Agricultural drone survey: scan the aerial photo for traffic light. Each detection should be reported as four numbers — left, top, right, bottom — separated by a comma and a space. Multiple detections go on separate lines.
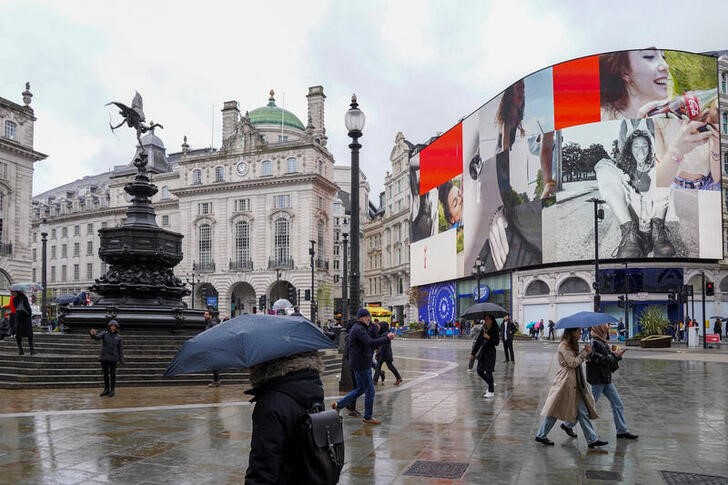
706, 281, 715, 296
258, 295, 267, 310
287, 286, 297, 305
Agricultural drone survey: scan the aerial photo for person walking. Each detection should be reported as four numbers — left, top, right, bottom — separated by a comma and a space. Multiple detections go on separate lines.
244, 351, 328, 484
471, 314, 500, 399
89, 319, 124, 397
562, 324, 638, 440
501, 314, 516, 363
534, 328, 607, 448
2, 290, 17, 337
547, 319, 555, 340
373, 320, 403, 386
714, 318, 723, 342
467, 320, 483, 372
203, 310, 222, 387
332, 308, 394, 425
13, 290, 35, 355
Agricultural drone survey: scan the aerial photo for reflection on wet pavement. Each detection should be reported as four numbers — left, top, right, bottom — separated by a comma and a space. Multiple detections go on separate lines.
1, 340, 726, 484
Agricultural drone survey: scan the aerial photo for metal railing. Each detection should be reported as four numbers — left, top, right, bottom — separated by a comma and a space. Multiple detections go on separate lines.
268, 256, 294, 270
193, 261, 216, 272
229, 259, 254, 271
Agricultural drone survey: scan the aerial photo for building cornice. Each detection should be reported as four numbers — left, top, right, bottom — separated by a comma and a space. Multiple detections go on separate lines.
176, 141, 332, 165
0, 138, 47, 161
172, 173, 339, 197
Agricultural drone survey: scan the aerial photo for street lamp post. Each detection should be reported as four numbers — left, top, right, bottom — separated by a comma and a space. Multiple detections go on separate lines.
471, 257, 487, 302
587, 198, 605, 312
39, 218, 49, 328
185, 271, 199, 309
341, 228, 349, 325
309, 240, 316, 322
345, 94, 365, 318
701, 271, 707, 349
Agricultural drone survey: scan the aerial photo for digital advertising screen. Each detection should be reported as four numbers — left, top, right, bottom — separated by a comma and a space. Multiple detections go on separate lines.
410, 48, 721, 287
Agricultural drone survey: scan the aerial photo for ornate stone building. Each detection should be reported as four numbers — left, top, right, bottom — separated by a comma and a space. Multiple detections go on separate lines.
0, 83, 47, 294
32, 87, 350, 321
363, 132, 416, 323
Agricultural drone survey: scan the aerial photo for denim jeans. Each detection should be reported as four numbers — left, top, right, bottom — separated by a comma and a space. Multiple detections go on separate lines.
336, 368, 375, 419
537, 395, 598, 444
565, 382, 628, 434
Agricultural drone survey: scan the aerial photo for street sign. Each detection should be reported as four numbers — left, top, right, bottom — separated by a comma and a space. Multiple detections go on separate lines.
636, 292, 649, 300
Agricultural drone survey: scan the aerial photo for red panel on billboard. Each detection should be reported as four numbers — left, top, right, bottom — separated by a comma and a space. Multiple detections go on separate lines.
553, 56, 601, 130
419, 123, 463, 195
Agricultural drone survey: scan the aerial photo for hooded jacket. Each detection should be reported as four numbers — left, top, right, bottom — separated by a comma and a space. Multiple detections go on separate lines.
244, 352, 325, 485
347, 320, 391, 370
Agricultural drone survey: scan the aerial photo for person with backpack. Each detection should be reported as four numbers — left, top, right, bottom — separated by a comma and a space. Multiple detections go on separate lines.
245, 350, 342, 484
471, 314, 500, 399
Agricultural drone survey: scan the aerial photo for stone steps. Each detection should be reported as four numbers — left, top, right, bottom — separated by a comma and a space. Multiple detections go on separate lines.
0, 333, 342, 389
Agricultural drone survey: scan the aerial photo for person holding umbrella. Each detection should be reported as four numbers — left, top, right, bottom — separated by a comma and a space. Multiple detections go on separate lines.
535, 327, 607, 448
471, 314, 500, 399
13, 290, 34, 355
332, 308, 394, 425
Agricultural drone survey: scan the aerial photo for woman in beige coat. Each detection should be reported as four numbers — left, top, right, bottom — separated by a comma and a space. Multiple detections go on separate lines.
535, 327, 608, 448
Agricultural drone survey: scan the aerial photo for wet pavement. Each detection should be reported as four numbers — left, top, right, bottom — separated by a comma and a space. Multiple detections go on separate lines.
1, 340, 727, 484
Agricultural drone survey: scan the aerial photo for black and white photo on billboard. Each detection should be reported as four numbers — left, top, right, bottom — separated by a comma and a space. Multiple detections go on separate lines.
409, 152, 438, 243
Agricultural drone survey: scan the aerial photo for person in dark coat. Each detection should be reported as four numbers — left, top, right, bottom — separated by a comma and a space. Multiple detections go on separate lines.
714, 319, 723, 341
501, 314, 517, 363
244, 351, 325, 484
89, 319, 124, 397
562, 324, 638, 440
203, 310, 222, 387
333, 308, 394, 424
373, 321, 403, 386
471, 314, 500, 399
13, 290, 35, 355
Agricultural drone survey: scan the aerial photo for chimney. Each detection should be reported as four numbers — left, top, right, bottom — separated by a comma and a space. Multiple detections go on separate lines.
221, 100, 240, 147
306, 86, 327, 146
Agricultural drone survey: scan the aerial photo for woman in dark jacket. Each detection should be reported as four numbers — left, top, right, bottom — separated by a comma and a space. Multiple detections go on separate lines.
373, 321, 403, 386
89, 319, 124, 397
471, 314, 500, 399
562, 323, 637, 440
244, 351, 326, 484
13, 290, 35, 355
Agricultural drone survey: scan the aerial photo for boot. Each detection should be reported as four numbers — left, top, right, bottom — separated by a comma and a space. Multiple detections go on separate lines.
639, 230, 653, 255
17, 346, 24, 355
615, 221, 643, 258
651, 218, 676, 257
108, 388, 115, 397
100, 388, 109, 397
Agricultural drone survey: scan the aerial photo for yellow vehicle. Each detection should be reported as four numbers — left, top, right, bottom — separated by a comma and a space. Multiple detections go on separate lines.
365, 306, 392, 326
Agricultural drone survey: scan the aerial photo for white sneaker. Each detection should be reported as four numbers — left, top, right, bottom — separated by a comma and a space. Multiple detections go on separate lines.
483, 391, 494, 399
466, 369, 473, 373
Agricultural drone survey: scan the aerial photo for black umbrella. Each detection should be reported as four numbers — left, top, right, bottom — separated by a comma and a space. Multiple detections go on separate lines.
460, 302, 508, 319
164, 313, 335, 376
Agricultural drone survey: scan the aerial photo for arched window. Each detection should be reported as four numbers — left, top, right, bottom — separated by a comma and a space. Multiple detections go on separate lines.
198, 224, 213, 269
214, 166, 225, 182
525, 280, 549, 296
192, 169, 202, 185
287, 157, 297, 173
317, 220, 324, 263
558, 277, 590, 295
161, 186, 170, 199
234, 221, 250, 266
4, 121, 16, 140
317, 160, 324, 175
274, 217, 290, 262
261, 160, 272, 176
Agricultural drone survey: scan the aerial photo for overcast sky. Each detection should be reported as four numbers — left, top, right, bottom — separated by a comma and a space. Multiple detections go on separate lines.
2, 0, 727, 199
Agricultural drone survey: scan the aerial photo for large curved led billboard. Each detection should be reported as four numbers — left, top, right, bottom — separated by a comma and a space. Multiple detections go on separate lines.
410, 49, 721, 287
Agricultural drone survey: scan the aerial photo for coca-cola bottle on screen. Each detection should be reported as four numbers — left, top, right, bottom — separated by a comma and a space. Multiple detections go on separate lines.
646, 89, 717, 120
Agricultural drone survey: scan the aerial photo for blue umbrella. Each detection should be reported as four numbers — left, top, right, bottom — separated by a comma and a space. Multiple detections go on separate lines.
555, 311, 619, 330
55, 294, 76, 305
10, 282, 43, 292
164, 313, 336, 376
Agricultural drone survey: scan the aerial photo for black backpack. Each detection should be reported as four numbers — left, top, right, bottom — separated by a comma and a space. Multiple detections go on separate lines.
276, 391, 345, 485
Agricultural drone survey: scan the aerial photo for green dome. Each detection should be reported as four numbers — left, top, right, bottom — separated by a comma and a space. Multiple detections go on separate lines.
248, 90, 305, 131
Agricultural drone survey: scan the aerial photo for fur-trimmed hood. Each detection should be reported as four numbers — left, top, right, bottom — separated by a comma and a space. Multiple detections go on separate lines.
249, 351, 323, 387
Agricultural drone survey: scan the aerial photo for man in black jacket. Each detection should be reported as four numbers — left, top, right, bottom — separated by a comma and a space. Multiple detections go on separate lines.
332, 308, 394, 424
244, 351, 326, 484
501, 314, 517, 363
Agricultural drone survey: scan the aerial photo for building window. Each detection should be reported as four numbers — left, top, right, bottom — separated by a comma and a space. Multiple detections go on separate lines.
214, 166, 225, 182
333, 244, 340, 256
286, 157, 297, 173
278, 135, 288, 142
4, 121, 17, 140
199, 224, 213, 267
318, 196, 323, 209
161, 186, 170, 199
32, 248, 37, 262
101, 221, 107, 228
234, 221, 250, 265
318, 160, 324, 175
73, 264, 79, 281
722, 72, 727, 94
51, 245, 56, 259
73, 242, 80, 257
333, 259, 340, 270
198, 202, 212, 215
61, 244, 67, 258
62, 227, 68, 238
525, 280, 550, 296
273, 217, 290, 262
261, 160, 272, 176
0, 161, 6, 179
235, 198, 251, 212
86, 263, 93, 280
558, 277, 590, 295
317, 220, 325, 261
192, 169, 202, 185
51, 266, 56, 283
51, 228, 56, 239
32, 268, 36, 281
723, 111, 728, 135
74, 225, 80, 236
87, 223, 93, 235
61, 265, 67, 282
161, 215, 169, 226
274, 194, 291, 209
86, 241, 93, 256
724, 152, 728, 176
